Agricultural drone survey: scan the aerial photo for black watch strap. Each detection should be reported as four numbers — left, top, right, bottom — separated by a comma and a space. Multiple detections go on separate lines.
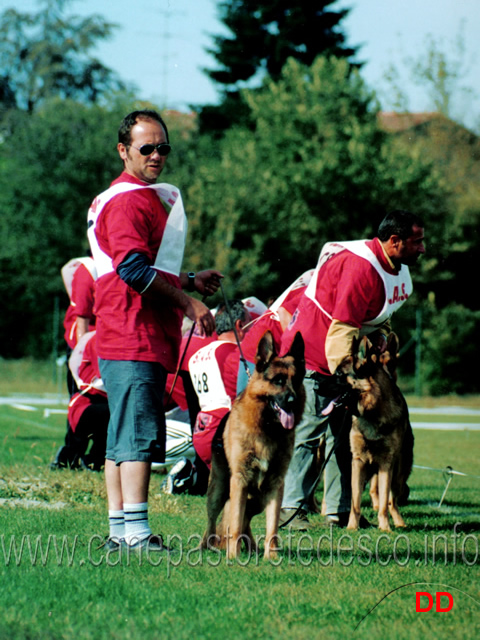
187, 272, 196, 292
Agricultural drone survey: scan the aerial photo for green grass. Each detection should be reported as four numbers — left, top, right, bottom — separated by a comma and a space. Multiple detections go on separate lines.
1, 361, 479, 639
0, 357, 61, 395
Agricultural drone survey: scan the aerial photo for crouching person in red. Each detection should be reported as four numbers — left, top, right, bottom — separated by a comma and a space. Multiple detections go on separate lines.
67, 331, 108, 471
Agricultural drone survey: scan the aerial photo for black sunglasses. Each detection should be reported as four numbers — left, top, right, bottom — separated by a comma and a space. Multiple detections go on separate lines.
130, 143, 172, 157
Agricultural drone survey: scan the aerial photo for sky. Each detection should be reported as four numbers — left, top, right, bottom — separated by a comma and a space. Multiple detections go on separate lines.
10, 0, 480, 129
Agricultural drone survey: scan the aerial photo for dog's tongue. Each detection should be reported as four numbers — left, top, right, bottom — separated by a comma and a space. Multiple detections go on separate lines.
274, 404, 295, 430
321, 395, 342, 416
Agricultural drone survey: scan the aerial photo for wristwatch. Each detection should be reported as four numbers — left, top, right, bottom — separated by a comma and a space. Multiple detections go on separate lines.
187, 272, 196, 292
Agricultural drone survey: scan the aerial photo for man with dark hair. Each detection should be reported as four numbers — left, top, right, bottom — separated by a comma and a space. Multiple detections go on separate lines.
377, 209, 424, 246
87, 109, 222, 552
213, 300, 248, 335
279, 210, 425, 529
117, 109, 170, 148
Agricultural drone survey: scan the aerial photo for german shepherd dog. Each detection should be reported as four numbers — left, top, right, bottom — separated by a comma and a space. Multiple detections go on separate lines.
339, 333, 413, 531
201, 331, 305, 559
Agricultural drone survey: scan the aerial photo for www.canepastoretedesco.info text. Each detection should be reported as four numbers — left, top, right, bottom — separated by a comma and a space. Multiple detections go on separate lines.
1, 524, 478, 569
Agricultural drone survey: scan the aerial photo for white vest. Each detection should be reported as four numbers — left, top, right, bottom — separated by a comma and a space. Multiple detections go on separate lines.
61, 257, 97, 300
68, 330, 105, 396
87, 182, 187, 277
306, 240, 413, 334
269, 268, 315, 313
188, 341, 233, 412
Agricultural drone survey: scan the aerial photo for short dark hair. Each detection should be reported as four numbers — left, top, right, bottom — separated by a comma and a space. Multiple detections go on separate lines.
377, 210, 424, 241
118, 109, 169, 146
215, 300, 248, 335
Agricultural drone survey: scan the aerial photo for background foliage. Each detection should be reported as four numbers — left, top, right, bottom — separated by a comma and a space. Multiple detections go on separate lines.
0, 0, 124, 114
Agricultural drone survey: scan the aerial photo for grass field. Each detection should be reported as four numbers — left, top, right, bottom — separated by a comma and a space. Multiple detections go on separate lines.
0, 359, 479, 639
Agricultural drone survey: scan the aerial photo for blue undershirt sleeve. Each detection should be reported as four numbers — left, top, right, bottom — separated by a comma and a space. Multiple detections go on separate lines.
117, 252, 157, 294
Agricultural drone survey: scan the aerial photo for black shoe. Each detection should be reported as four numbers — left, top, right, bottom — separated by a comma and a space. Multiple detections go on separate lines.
279, 508, 310, 531
80, 456, 103, 472
50, 446, 81, 470
125, 534, 174, 554
161, 458, 196, 495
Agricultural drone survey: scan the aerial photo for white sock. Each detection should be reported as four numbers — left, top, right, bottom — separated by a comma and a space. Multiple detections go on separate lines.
108, 509, 125, 540
123, 502, 151, 545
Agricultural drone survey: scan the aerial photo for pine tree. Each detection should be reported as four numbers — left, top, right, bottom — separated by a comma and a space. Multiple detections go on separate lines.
206, 0, 358, 86
197, 0, 359, 133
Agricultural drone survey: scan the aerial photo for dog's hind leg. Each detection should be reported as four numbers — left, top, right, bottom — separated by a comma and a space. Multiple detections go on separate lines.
243, 498, 264, 556
226, 472, 248, 559
242, 517, 259, 557
369, 473, 379, 511
388, 493, 406, 528
263, 487, 283, 560
347, 458, 369, 530
376, 466, 393, 531
201, 458, 230, 550
389, 465, 406, 528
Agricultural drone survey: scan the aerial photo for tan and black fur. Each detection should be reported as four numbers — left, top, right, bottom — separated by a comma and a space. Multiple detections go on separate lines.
201, 331, 305, 559
340, 333, 413, 531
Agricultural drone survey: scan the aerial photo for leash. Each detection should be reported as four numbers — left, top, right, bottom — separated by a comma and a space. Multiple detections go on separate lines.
165, 294, 208, 406
219, 279, 252, 381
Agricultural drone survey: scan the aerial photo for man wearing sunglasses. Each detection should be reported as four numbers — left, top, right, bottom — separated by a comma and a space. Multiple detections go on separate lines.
87, 109, 222, 553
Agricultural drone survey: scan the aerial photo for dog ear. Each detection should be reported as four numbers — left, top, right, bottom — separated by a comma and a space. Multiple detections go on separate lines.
381, 332, 400, 378
287, 331, 304, 359
386, 332, 400, 357
287, 331, 305, 379
255, 330, 276, 371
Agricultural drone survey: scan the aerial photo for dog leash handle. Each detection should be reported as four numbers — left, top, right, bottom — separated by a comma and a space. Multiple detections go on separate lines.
165, 294, 208, 406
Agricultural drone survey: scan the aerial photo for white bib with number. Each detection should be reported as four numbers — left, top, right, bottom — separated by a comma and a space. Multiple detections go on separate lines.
188, 341, 232, 412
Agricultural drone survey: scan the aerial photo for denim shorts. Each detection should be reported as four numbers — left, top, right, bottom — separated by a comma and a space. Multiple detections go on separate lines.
99, 359, 167, 464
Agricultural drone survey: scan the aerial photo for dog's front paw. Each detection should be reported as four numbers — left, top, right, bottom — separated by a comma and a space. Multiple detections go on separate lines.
392, 518, 406, 528
378, 519, 392, 532
264, 549, 279, 561
201, 532, 221, 550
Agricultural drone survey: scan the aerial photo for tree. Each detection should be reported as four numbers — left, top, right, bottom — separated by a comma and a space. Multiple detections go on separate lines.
377, 110, 480, 315
422, 303, 480, 395
184, 57, 448, 318
197, 0, 359, 134
206, 0, 358, 86
0, 97, 133, 358
0, 0, 125, 114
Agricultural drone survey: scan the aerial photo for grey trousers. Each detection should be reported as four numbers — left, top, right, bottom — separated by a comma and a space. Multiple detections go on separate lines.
282, 372, 352, 515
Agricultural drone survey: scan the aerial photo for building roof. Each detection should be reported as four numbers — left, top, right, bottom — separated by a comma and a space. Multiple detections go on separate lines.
377, 111, 441, 133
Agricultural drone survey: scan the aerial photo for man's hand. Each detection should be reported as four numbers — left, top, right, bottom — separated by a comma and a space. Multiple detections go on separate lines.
194, 270, 223, 297
185, 297, 216, 336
